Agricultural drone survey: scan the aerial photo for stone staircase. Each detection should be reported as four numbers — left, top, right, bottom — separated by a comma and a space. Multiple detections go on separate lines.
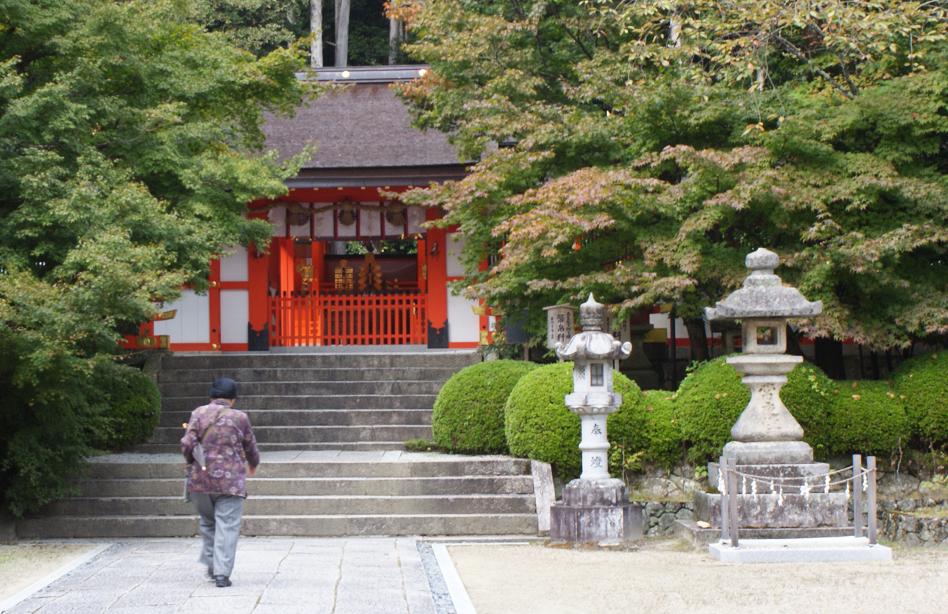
17, 350, 548, 538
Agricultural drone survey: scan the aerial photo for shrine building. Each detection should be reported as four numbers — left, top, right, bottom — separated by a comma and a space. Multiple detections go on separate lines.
134, 66, 487, 352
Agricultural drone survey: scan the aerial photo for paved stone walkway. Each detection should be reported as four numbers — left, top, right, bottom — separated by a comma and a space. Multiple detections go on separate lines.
7, 538, 437, 614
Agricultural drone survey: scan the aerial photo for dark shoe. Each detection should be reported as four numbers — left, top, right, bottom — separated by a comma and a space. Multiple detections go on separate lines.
214, 575, 231, 588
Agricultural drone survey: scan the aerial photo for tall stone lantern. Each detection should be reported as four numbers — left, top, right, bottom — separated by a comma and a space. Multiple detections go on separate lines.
704, 248, 822, 465
549, 294, 642, 544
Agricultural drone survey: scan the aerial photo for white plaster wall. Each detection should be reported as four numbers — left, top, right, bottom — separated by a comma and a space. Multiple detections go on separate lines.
219, 247, 248, 282
407, 206, 425, 235
314, 207, 334, 238
220, 290, 249, 344
448, 292, 480, 343
268, 206, 286, 237
446, 233, 465, 278
362, 208, 381, 237
153, 290, 210, 343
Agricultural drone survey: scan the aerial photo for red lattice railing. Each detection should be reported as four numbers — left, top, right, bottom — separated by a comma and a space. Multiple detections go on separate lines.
269, 291, 427, 346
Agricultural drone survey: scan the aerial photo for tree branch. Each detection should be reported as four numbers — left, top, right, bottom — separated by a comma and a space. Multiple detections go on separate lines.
771, 33, 854, 99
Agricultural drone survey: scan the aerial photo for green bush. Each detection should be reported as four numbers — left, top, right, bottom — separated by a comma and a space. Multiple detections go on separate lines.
831, 381, 911, 456
892, 352, 948, 447
779, 362, 838, 457
87, 361, 161, 451
504, 362, 645, 479
641, 390, 683, 468
676, 356, 837, 464
431, 359, 538, 453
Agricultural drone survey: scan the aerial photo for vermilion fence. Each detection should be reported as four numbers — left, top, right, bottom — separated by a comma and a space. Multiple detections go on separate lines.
269, 291, 427, 346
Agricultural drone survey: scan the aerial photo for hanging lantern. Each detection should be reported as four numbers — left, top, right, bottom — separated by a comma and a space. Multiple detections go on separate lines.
337, 200, 356, 226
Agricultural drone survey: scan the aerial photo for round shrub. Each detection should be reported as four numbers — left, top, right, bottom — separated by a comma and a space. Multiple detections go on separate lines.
504, 362, 645, 479
892, 352, 948, 446
831, 381, 910, 456
676, 357, 749, 465
779, 362, 838, 457
640, 390, 683, 468
431, 359, 538, 453
676, 356, 837, 464
87, 361, 161, 451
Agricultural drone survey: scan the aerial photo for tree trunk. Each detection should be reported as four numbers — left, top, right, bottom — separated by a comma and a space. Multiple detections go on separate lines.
814, 337, 845, 379
389, 18, 404, 65
335, 0, 350, 67
310, 0, 323, 68
684, 318, 710, 362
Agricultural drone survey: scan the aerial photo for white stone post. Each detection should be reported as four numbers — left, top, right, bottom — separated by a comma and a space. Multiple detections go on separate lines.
578, 414, 609, 480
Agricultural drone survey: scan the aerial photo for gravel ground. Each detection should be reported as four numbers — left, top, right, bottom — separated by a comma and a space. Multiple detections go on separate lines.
448, 540, 948, 614
0, 543, 95, 602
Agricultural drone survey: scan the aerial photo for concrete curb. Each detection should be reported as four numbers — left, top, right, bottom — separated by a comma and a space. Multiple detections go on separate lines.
432, 543, 476, 614
0, 542, 113, 613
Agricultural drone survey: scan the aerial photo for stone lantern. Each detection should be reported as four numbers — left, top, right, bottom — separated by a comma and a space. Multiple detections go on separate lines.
549, 294, 642, 544
704, 248, 822, 465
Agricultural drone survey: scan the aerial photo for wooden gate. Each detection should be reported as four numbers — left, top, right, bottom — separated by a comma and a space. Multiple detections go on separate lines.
269, 291, 427, 346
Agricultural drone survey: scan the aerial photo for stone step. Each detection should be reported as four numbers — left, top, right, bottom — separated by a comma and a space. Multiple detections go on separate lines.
158, 366, 460, 384
160, 394, 438, 411
43, 494, 536, 517
77, 476, 536, 497
159, 352, 478, 371
149, 425, 432, 445
159, 409, 432, 428
83, 457, 531, 480
674, 519, 855, 546
158, 380, 445, 397
16, 513, 539, 538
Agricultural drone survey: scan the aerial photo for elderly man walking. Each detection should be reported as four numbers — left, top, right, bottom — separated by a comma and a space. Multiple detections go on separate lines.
180, 377, 260, 588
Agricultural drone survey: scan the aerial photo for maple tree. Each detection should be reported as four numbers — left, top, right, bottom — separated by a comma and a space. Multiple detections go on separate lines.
397, 0, 947, 352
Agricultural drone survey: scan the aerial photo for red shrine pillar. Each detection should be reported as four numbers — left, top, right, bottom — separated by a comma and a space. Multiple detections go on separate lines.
425, 209, 448, 348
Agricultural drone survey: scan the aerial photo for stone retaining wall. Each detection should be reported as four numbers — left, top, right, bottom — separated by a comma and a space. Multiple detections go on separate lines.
635, 500, 695, 537
879, 501, 948, 547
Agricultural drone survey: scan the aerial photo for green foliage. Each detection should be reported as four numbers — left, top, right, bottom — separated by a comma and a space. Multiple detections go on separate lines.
779, 362, 838, 457
398, 0, 948, 351
503, 362, 644, 479
675, 357, 750, 465
831, 381, 911, 456
676, 357, 837, 464
431, 359, 537, 454
640, 390, 683, 469
403, 438, 441, 453
0, 0, 306, 516
893, 352, 948, 447
191, 0, 310, 57
87, 362, 161, 451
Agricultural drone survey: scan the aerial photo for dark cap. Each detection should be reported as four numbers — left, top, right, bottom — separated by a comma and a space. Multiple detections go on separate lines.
209, 377, 238, 400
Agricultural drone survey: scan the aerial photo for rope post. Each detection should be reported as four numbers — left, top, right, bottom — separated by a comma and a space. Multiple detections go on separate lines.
719, 456, 730, 544
867, 456, 878, 545
852, 454, 863, 538
726, 457, 740, 548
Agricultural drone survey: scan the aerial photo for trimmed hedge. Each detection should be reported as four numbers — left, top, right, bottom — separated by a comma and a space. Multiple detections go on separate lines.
431, 359, 538, 453
504, 362, 645, 479
87, 361, 161, 451
676, 356, 837, 464
831, 381, 911, 456
640, 389, 682, 468
892, 352, 947, 447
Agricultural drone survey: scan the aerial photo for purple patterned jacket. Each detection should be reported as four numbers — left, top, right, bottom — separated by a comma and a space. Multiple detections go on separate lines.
180, 399, 260, 498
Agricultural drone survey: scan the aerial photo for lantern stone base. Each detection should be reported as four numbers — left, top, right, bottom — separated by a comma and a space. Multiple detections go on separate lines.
722, 440, 814, 465
692, 462, 849, 531
549, 478, 643, 544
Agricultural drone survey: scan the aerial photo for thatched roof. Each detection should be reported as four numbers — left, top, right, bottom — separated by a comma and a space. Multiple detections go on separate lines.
263, 71, 465, 182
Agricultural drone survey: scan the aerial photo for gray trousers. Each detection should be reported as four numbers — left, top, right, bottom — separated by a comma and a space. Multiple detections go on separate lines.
191, 493, 244, 578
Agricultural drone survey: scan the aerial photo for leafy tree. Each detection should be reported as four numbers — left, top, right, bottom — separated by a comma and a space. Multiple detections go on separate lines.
0, 0, 307, 515
397, 0, 947, 352
191, 0, 311, 57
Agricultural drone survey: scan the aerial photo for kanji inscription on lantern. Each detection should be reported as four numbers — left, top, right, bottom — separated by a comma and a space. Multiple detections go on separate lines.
591, 423, 602, 435
590, 456, 603, 469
